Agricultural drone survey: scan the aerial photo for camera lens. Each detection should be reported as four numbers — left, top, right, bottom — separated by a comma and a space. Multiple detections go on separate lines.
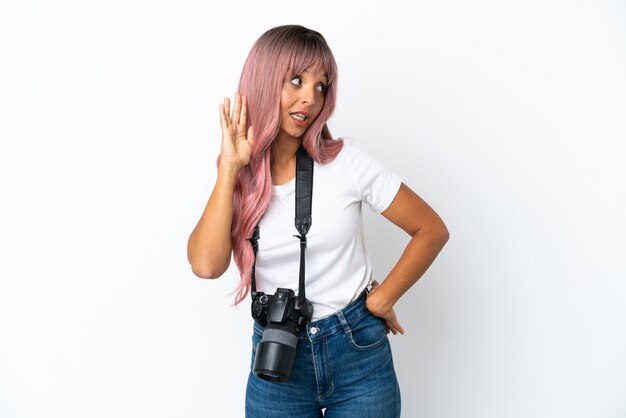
253, 322, 299, 382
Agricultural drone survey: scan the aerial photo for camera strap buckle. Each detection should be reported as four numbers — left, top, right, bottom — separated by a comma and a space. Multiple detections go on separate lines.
293, 234, 307, 249
248, 225, 260, 252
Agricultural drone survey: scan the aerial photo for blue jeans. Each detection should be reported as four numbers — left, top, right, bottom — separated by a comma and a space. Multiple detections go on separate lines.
245, 290, 401, 417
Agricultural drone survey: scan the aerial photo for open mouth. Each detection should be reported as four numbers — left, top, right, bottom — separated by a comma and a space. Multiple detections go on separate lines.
290, 113, 307, 121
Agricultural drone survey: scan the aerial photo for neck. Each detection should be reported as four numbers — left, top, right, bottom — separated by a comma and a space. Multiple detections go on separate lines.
270, 134, 301, 185
271, 134, 302, 166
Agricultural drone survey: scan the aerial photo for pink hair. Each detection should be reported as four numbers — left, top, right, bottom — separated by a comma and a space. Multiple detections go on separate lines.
223, 25, 344, 306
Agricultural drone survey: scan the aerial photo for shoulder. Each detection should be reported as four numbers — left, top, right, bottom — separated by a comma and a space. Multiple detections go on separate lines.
340, 137, 389, 171
316, 136, 392, 176
318, 136, 364, 167
313, 137, 372, 179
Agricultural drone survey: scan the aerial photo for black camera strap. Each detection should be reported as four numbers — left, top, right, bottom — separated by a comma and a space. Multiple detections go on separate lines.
248, 144, 313, 305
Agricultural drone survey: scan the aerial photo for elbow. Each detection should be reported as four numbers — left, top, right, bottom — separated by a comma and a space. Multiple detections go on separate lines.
187, 247, 231, 280
438, 223, 450, 244
190, 263, 225, 280
189, 254, 230, 280
435, 223, 450, 249
415, 221, 449, 248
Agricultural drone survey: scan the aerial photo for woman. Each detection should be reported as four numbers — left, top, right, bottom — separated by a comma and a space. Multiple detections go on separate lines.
187, 24, 449, 417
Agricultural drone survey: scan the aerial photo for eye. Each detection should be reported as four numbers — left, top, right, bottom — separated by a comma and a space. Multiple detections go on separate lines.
290, 76, 301, 86
290, 75, 327, 93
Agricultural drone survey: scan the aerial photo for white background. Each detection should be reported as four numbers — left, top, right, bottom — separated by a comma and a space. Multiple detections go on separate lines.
1, 1, 625, 417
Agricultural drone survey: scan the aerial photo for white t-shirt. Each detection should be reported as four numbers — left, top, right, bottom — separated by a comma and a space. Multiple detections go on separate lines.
254, 138, 402, 321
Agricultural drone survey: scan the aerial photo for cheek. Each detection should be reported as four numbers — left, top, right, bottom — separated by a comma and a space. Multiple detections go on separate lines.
318, 94, 326, 112
314, 103, 325, 119
279, 90, 291, 111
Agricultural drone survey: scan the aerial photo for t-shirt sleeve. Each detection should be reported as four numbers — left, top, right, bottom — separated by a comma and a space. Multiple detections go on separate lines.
347, 141, 403, 213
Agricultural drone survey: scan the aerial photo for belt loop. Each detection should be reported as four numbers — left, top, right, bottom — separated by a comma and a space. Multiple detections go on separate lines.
336, 310, 351, 333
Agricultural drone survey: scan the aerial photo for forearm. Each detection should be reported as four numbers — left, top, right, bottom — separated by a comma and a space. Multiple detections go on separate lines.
368, 229, 449, 313
187, 165, 240, 279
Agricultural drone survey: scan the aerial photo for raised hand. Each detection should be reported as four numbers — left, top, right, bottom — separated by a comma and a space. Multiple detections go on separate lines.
218, 92, 254, 171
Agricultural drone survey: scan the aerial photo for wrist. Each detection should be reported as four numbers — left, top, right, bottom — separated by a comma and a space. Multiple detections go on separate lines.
366, 288, 394, 315
218, 161, 242, 177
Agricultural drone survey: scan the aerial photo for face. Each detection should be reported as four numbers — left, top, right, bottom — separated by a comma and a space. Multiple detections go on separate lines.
276, 65, 328, 143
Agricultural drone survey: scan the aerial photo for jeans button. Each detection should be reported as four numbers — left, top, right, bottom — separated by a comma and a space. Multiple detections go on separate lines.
310, 326, 319, 335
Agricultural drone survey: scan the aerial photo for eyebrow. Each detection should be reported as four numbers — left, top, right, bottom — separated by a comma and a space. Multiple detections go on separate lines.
302, 68, 328, 84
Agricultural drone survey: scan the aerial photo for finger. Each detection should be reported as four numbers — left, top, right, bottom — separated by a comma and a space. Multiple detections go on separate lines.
247, 124, 254, 147
239, 95, 248, 134
219, 103, 227, 128
232, 92, 241, 126
223, 97, 231, 124
391, 319, 405, 335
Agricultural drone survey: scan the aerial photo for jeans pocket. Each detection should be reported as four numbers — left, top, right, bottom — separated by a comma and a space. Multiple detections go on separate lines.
347, 311, 388, 351
250, 323, 264, 370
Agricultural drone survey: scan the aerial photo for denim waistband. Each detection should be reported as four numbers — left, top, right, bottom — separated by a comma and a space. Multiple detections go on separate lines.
253, 288, 371, 343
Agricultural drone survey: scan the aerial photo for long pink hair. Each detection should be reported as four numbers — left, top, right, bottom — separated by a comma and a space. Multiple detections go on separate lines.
225, 25, 344, 306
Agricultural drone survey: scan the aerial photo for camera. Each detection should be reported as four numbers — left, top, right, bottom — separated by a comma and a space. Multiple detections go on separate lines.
251, 288, 313, 382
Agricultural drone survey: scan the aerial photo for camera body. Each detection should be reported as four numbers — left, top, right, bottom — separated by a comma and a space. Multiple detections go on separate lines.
251, 288, 313, 382
251, 288, 313, 328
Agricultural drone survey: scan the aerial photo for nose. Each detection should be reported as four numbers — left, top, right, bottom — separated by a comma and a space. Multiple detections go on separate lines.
300, 86, 316, 106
